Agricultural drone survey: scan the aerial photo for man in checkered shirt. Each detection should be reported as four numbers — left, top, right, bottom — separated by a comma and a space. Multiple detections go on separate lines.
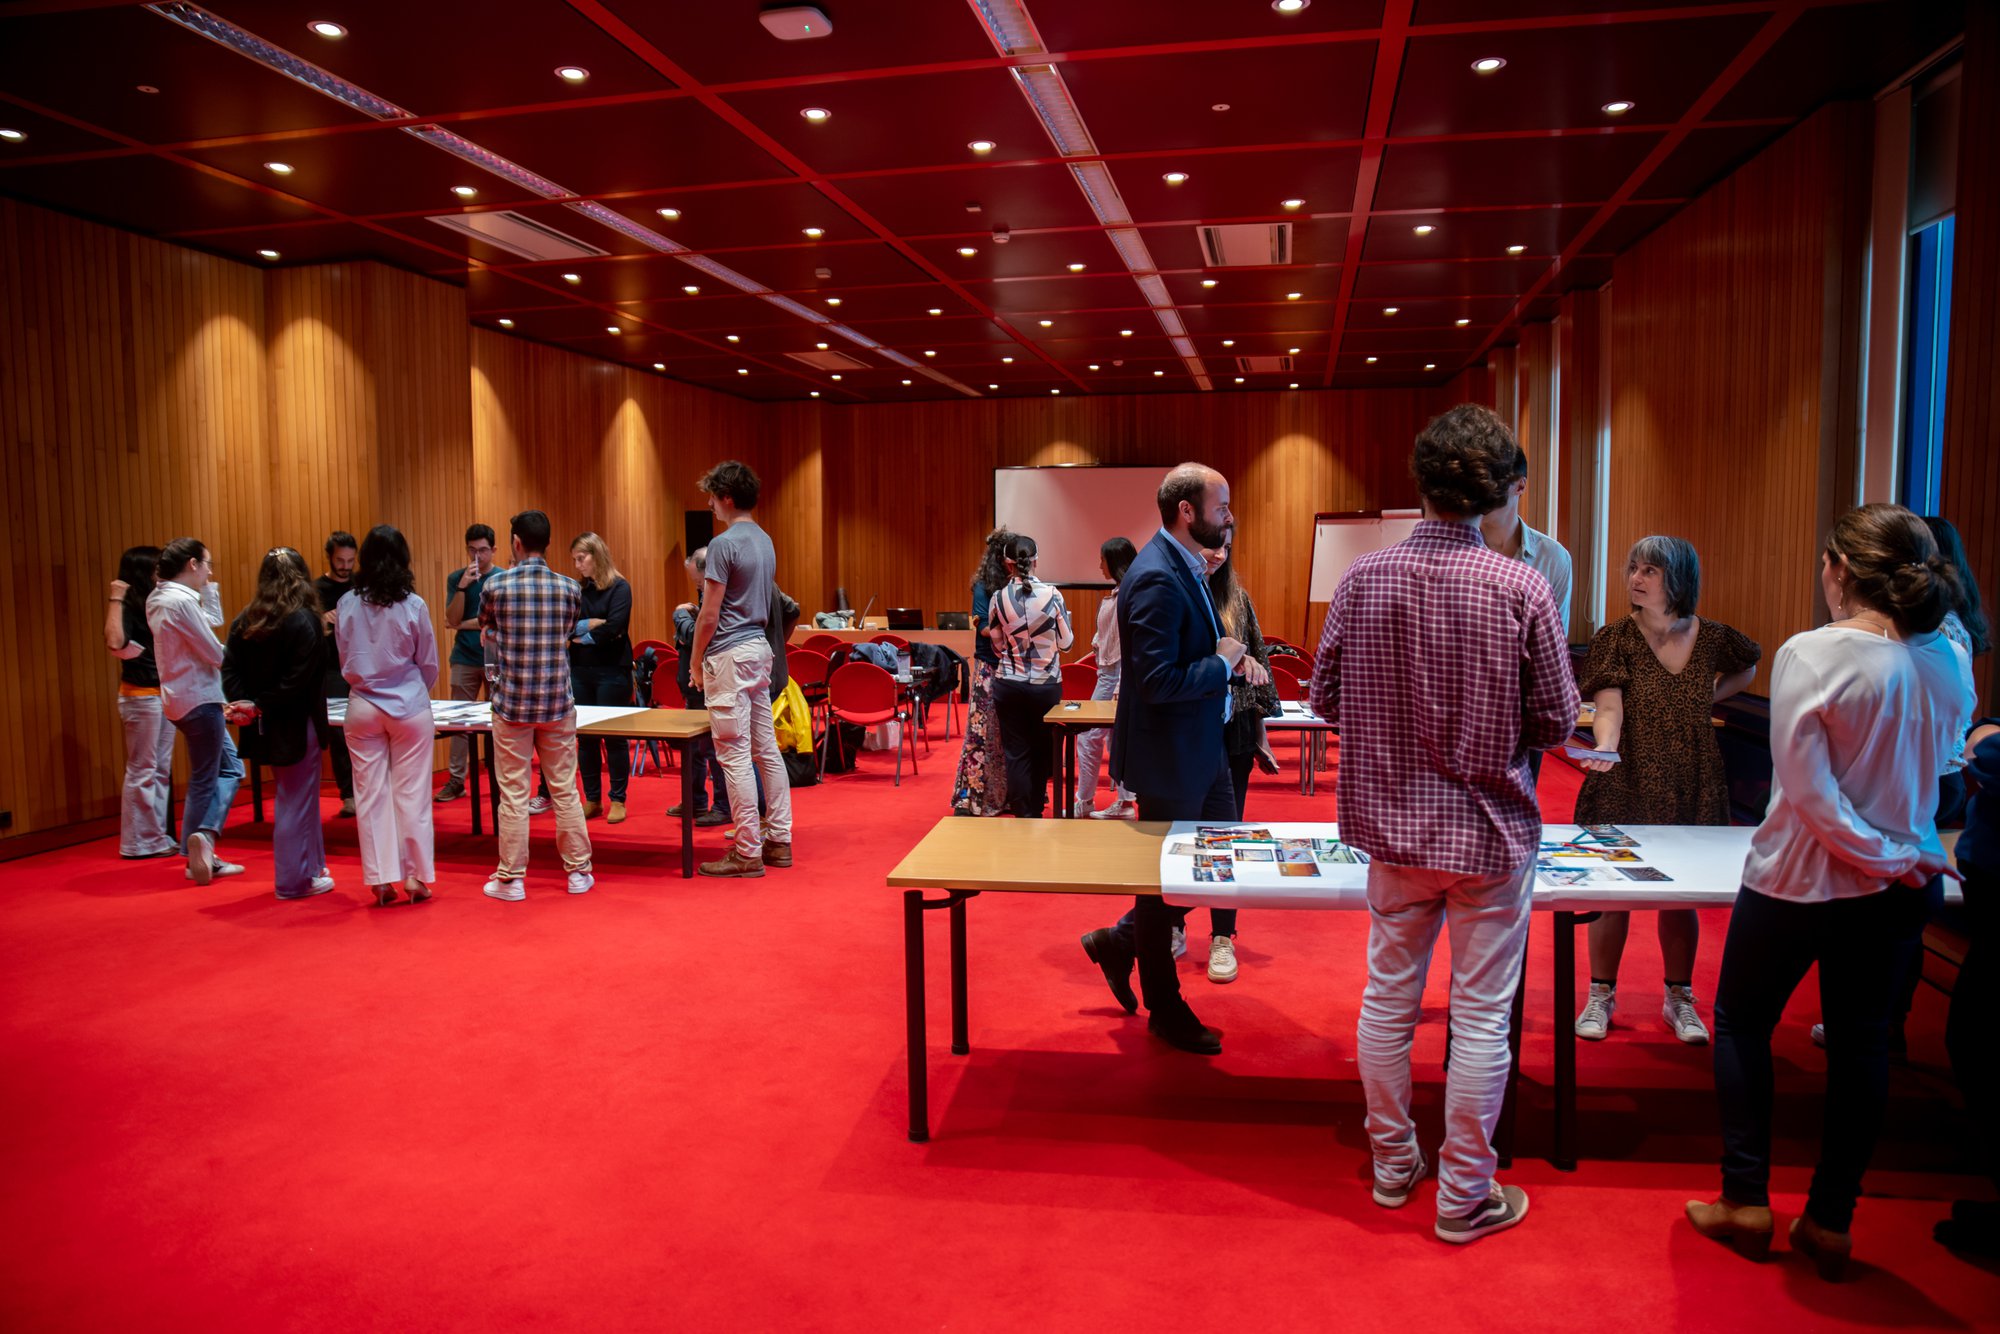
1311, 404, 1577, 1244
479, 509, 594, 900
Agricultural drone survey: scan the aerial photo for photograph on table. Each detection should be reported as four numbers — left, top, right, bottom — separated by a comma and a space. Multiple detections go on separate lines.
1617, 866, 1674, 882
1276, 861, 1320, 878
1236, 847, 1275, 861
1578, 824, 1639, 848
1537, 864, 1622, 887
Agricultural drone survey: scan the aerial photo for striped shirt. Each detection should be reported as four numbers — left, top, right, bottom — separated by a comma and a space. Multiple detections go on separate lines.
991, 577, 1073, 683
1311, 519, 1578, 876
479, 555, 582, 724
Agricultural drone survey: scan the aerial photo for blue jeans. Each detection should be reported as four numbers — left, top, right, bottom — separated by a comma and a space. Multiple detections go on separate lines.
172, 702, 243, 851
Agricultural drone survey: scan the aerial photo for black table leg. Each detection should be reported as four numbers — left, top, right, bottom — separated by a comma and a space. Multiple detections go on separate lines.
467, 733, 483, 836
906, 889, 930, 1142
486, 732, 499, 832
251, 763, 263, 825
680, 738, 695, 879
1553, 909, 1578, 1171
1061, 728, 1077, 818
949, 895, 970, 1055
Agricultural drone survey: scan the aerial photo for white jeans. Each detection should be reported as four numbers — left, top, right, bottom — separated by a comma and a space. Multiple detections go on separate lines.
701, 639, 793, 858
116, 693, 178, 856
345, 695, 438, 886
1072, 663, 1132, 807
1355, 856, 1534, 1217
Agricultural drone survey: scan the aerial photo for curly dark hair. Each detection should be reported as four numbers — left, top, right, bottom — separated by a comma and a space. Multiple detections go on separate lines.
1411, 404, 1522, 518
237, 547, 315, 640
974, 528, 1016, 592
355, 524, 417, 607
698, 459, 761, 510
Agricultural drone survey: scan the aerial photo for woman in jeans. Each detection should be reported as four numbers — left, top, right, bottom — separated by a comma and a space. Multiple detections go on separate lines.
340, 525, 441, 907
222, 548, 334, 901
1073, 537, 1138, 820
1685, 503, 1974, 1279
986, 534, 1073, 819
146, 537, 245, 885
951, 529, 1016, 817
105, 545, 178, 859
568, 532, 635, 823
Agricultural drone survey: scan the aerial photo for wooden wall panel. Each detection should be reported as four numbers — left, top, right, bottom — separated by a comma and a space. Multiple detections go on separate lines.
1556, 286, 1608, 635
1606, 103, 1872, 665
1513, 322, 1558, 542
1942, 0, 2000, 711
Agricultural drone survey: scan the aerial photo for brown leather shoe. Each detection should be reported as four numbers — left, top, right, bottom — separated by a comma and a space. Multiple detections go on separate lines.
582, 800, 603, 819
699, 850, 766, 878
607, 801, 626, 824
1790, 1213, 1852, 1281
1685, 1199, 1774, 1260
762, 841, 792, 867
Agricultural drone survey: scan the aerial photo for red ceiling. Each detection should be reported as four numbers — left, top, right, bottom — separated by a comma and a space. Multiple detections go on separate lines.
0, 0, 1965, 402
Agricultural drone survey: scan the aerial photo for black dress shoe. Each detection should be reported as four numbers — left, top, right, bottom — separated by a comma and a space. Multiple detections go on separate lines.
1079, 927, 1137, 1014
693, 809, 732, 828
1148, 1009, 1222, 1055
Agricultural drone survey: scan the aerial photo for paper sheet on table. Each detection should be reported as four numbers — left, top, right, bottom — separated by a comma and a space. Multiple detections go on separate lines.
1160, 822, 1373, 909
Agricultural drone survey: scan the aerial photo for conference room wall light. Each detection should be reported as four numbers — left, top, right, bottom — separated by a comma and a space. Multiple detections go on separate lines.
1235, 376, 1245, 383
556, 66, 589, 82
815, 341, 828, 349
800, 107, 831, 122
1602, 101, 1635, 115
1289, 347, 1301, 354
1290, 382, 1299, 389
1051, 388, 1060, 394
264, 161, 294, 174
308, 20, 345, 38
1472, 57, 1505, 73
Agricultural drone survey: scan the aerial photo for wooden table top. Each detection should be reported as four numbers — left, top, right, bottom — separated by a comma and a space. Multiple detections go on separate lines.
576, 708, 711, 740
1044, 699, 1118, 726
888, 816, 1167, 896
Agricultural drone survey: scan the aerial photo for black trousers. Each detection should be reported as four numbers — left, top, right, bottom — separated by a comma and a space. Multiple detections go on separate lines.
574, 664, 634, 801
1949, 859, 1997, 1192
322, 672, 353, 798
1712, 881, 1930, 1231
990, 676, 1060, 818
1130, 753, 1239, 1017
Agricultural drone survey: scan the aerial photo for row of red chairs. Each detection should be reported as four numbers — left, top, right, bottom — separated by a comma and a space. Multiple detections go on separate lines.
1060, 651, 1313, 702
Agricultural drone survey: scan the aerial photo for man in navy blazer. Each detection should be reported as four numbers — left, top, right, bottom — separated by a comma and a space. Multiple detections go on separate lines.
1082, 463, 1264, 1053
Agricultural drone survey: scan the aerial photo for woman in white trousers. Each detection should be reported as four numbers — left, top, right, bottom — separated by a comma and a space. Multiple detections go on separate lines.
337, 525, 441, 906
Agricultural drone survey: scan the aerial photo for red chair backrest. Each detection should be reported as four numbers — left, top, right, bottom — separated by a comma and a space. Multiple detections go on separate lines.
1270, 656, 1308, 683
1060, 662, 1098, 701
1272, 668, 1305, 702
1074, 652, 1098, 668
654, 672, 686, 708
787, 647, 831, 690
871, 633, 911, 651
828, 661, 898, 715
802, 633, 845, 654
633, 638, 673, 661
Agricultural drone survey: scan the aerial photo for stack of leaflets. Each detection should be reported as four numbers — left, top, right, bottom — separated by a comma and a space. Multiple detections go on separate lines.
1536, 825, 1675, 886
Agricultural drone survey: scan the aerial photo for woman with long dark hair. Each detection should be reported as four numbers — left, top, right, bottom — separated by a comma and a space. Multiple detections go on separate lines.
338, 525, 440, 906
951, 528, 1016, 817
1686, 503, 1974, 1278
105, 545, 178, 859
986, 534, 1073, 818
147, 537, 245, 884
222, 547, 334, 900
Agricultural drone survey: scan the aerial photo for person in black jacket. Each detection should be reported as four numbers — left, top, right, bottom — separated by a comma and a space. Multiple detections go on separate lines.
568, 532, 635, 822
221, 547, 333, 900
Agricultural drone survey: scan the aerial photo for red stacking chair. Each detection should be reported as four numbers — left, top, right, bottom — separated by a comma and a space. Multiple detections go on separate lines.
802, 632, 845, 655
1060, 661, 1099, 701
871, 632, 912, 652
1271, 664, 1306, 702
633, 638, 673, 662
786, 647, 832, 735
823, 661, 918, 785
1074, 652, 1098, 668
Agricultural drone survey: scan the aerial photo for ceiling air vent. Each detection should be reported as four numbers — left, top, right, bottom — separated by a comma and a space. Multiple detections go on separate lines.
1236, 355, 1294, 374
427, 211, 608, 262
1197, 222, 1291, 268
785, 349, 869, 372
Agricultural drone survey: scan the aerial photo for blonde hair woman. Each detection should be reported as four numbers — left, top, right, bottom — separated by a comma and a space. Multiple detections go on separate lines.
568, 531, 635, 822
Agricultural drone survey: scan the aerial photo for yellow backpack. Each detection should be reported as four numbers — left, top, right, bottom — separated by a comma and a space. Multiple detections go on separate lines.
771, 678, 813, 754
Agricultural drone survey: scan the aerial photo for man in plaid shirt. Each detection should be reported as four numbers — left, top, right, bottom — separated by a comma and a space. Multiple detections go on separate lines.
479, 509, 594, 900
1311, 404, 1577, 1244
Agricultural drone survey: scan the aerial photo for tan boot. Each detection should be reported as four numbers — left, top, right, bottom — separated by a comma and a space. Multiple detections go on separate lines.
582, 800, 602, 819
762, 841, 792, 867
607, 800, 626, 824
699, 850, 765, 878
1790, 1213, 1852, 1281
1685, 1199, 1774, 1260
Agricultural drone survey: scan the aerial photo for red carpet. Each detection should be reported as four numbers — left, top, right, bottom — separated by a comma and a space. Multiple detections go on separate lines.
2, 727, 1995, 1331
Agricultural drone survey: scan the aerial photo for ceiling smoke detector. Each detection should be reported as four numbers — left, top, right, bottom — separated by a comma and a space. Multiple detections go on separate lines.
759, 6, 833, 40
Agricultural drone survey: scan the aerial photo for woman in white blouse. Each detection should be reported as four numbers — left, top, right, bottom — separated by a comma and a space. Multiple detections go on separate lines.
1686, 503, 1974, 1279
338, 525, 441, 906
987, 534, 1073, 819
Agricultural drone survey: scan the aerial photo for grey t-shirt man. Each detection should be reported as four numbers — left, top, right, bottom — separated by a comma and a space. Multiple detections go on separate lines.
705, 518, 776, 655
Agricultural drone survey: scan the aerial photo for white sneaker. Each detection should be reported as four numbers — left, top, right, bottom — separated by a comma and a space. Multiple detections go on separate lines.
1575, 982, 1616, 1040
1089, 799, 1127, 820
185, 831, 214, 885
528, 795, 552, 815
1073, 798, 1093, 818
1171, 925, 1186, 959
1810, 1022, 1827, 1049
483, 877, 526, 902
1207, 934, 1239, 983
1663, 986, 1710, 1044
310, 873, 336, 893
185, 860, 244, 882
567, 871, 594, 895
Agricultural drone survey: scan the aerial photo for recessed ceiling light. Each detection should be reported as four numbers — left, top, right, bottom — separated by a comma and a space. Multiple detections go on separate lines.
727, 335, 741, 343
1425, 363, 1437, 371
0, 129, 24, 143
1234, 376, 1245, 383
1068, 263, 1085, 272
1506, 244, 1526, 255
682, 285, 701, 295
1289, 347, 1301, 354
1456, 318, 1471, 327
256, 249, 279, 260
1002, 356, 1014, 364
1154, 370, 1165, 377
1281, 198, 1305, 210
927, 308, 942, 316
1289, 382, 1300, 389
1051, 389, 1060, 395
989, 383, 999, 389
452, 185, 477, 199
737, 368, 750, 375
810, 391, 821, 398
815, 342, 829, 350
1038, 319, 1053, 327
1088, 364, 1100, 370
968, 139, 996, 154
1120, 329, 1133, 337
1162, 172, 1189, 185
903, 379, 914, 386
308, 20, 346, 38
800, 106, 832, 122
1413, 224, 1435, 236
802, 226, 824, 238
1365, 356, 1378, 364
956, 246, 978, 257
653, 362, 665, 370
656, 207, 681, 221
1201, 279, 1217, 288
825, 297, 841, 306
924, 349, 936, 356
1273, 0, 1310, 12
1472, 57, 1506, 73
831, 374, 843, 381
563, 273, 581, 284
1212, 103, 1231, 112
1602, 100, 1636, 115
556, 66, 590, 82
137, 85, 160, 94
264, 161, 293, 175
606, 325, 621, 334
497, 318, 515, 328
1221, 339, 1236, 347
1383, 306, 1399, 315
1287, 292, 1303, 301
